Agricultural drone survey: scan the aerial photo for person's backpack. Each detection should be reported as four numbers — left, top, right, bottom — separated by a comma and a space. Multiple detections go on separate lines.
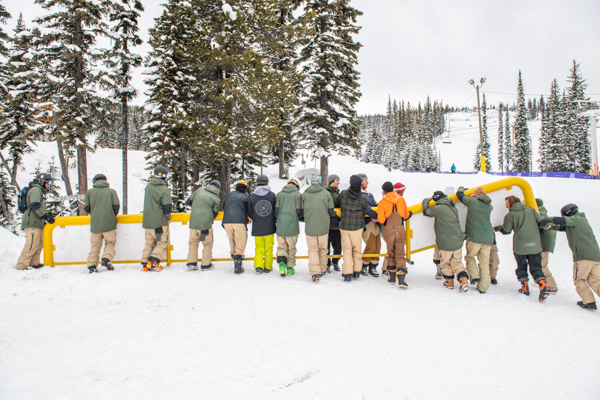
17, 186, 31, 214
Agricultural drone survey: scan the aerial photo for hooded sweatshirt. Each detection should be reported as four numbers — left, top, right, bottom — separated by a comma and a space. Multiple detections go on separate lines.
84, 180, 120, 234
275, 183, 303, 237
422, 196, 466, 251
248, 185, 277, 236
303, 185, 335, 237
456, 186, 493, 245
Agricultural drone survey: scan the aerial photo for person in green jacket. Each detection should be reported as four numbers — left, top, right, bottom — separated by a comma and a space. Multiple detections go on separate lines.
547, 204, 600, 310
185, 180, 221, 271
536, 198, 558, 293
457, 186, 493, 293
275, 178, 303, 277
15, 173, 55, 270
422, 191, 469, 292
303, 175, 335, 282
84, 174, 120, 274
325, 174, 341, 272
494, 195, 551, 301
141, 166, 172, 271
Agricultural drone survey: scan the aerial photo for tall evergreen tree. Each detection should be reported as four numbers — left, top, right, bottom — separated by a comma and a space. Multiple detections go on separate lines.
538, 79, 569, 172
498, 104, 504, 172
296, 0, 363, 184
565, 60, 590, 173
473, 93, 492, 171
512, 71, 531, 172
0, 0, 10, 57
504, 105, 512, 172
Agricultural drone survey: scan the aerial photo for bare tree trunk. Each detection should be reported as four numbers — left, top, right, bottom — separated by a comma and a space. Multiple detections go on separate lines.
76, 146, 87, 215
191, 166, 199, 186
56, 139, 73, 197
0, 188, 12, 225
217, 159, 231, 210
74, 15, 87, 215
278, 138, 285, 179
320, 137, 328, 186
122, 97, 129, 214
0, 152, 20, 191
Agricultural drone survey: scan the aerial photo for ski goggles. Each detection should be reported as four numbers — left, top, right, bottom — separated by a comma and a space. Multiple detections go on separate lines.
46, 180, 53, 185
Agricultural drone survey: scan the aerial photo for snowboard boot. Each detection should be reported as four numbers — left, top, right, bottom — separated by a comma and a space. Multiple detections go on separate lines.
361, 264, 369, 276
101, 258, 114, 271
470, 278, 480, 286
549, 289, 558, 294
277, 256, 287, 277
435, 264, 442, 280
286, 267, 295, 276
255, 267, 264, 274
326, 265, 331, 274
343, 274, 352, 282
187, 263, 199, 270
443, 278, 454, 290
88, 266, 98, 274
31, 264, 44, 269
538, 279, 549, 302
388, 269, 397, 285
518, 281, 530, 296
263, 267, 272, 274
459, 277, 469, 292
144, 257, 163, 272
368, 264, 379, 277
201, 263, 214, 271
353, 271, 361, 279
234, 256, 244, 274
577, 301, 597, 311
398, 270, 408, 289
333, 262, 340, 272
491, 277, 498, 285
312, 274, 321, 282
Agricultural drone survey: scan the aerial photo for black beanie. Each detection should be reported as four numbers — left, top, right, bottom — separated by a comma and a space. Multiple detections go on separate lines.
382, 181, 394, 193
432, 191, 446, 201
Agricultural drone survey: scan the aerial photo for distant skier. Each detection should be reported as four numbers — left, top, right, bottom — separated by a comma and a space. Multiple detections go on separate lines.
494, 196, 551, 301
141, 166, 172, 272
536, 198, 558, 293
248, 175, 277, 273
422, 191, 469, 292
302, 175, 335, 282
275, 178, 303, 277
185, 180, 221, 271
15, 173, 55, 270
546, 204, 600, 310
84, 174, 120, 273
451, 164, 456, 174
222, 179, 250, 274
301, 157, 306, 168
326, 174, 342, 272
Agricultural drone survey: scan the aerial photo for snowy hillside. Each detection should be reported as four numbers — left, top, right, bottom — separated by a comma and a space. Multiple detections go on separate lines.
1, 130, 600, 399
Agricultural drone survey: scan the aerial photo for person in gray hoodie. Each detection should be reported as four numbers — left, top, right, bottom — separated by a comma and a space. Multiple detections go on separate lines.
248, 175, 277, 273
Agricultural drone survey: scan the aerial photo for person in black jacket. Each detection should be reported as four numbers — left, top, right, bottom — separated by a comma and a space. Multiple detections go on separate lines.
248, 175, 277, 273
222, 179, 250, 274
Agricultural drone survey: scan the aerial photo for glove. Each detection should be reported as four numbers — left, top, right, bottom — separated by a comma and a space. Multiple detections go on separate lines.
298, 215, 305, 223
330, 215, 340, 224
42, 214, 55, 224
155, 227, 163, 234
493, 225, 502, 232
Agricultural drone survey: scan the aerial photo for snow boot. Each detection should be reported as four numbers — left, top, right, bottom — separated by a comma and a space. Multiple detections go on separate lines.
333, 263, 341, 272
518, 281, 530, 296
201, 263, 214, 271
101, 258, 114, 271
491, 277, 498, 285
382, 270, 389, 276
312, 274, 321, 282
459, 277, 469, 292
326, 265, 331, 274
577, 301, 597, 311
263, 267, 272, 274
286, 267, 295, 276
144, 257, 163, 272
470, 278, 480, 286
368, 264, 379, 277
255, 267, 264, 274
353, 271, 361, 279
234, 256, 244, 274
343, 274, 352, 282
88, 266, 98, 274
360, 264, 369, 276
279, 262, 286, 277
443, 279, 454, 290
31, 264, 44, 269
538, 279, 549, 302
388, 270, 397, 285
398, 270, 408, 289
549, 289, 558, 294
435, 264, 442, 280
187, 263, 199, 270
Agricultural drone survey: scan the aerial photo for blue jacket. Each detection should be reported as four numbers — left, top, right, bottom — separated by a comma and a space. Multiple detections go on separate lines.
362, 191, 378, 223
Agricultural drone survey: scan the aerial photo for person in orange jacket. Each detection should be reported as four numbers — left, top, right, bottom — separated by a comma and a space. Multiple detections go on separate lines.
378, 181, 412, 288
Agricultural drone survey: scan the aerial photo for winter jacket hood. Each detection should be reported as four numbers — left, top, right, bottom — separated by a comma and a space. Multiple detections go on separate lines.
303, 185, 335, 237
85, 180, 120, 234
276, 184, 302, 237
457, 186, 494, 245
347, 175, 362, 199
253, 186, 272, 197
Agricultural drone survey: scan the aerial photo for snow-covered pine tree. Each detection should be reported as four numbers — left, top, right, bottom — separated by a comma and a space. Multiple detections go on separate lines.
296, 0, 362, 184
511, 71, 531, 172
473, 93, 492, 171
107, 0, 144, 214
504, 105, 512, 172
34, 0, 115, 215
565, 60, 591, 173
498, 104, 504, 172
0, 166, 16, 231
0, 0, 9, 57
538, 80, 564, 171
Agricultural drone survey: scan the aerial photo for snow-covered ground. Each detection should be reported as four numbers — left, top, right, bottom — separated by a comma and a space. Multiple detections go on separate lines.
1, 127, 600, 399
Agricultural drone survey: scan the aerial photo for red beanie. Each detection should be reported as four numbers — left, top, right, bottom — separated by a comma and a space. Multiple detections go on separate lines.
394, 182, 406, 195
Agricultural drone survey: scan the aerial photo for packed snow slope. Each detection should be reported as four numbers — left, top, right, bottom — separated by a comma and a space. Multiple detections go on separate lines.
1, 137, 600, 400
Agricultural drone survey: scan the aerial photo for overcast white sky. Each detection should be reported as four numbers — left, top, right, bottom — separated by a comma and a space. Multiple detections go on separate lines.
5, 0, 600, 115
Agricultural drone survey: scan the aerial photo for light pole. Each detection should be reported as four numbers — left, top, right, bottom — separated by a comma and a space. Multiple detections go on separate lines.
469, 78, 486, 171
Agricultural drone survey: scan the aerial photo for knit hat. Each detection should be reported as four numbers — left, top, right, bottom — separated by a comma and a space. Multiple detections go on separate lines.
356, 173, 368, 180
382, 181, 394, 193
328, 174, 340, 184
432, 191, 446, 202
235, 179, 248, 192
535, 198, 543, 207
209, 180, 221, 189
257, 175, 269, 186
288, 178, 300, 187
311, 175, 322, 186
472, 187, 485, 197
394, 182, 406, 195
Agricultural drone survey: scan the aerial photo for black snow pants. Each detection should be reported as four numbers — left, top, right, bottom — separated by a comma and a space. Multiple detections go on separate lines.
327, 229, 342, 266
514, 252, 546, 282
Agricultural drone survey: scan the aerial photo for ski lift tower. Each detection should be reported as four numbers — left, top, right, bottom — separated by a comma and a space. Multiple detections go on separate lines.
576, 100, 600, 177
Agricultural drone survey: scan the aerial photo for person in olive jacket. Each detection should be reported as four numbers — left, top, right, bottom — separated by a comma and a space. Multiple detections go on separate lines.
275, 178, 303, 277
494, 195, 551, 301
248, 174, 277, 273
185, 180, 221, 271
422, 191, 469, 292
303, 175, 335, 281
15, 173, 55, 270
457, 186, 493, 293
141, 166, 172, 271
84, 174, 120, 273
547, 204, 600, 310
325, 174, 341, 272
536, 198, 558, 293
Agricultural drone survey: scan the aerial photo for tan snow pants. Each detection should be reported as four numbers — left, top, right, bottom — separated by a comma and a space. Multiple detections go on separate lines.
541, 251, 558, 291
341, 229, 363, 275
489, 244, 500, 278
224, 223, 247, 257
440, 248, 467, 278
187, 229, 213, 266
15, 227, 43, 270
87, 230, 117, 267
464, 240, 491, 292
277, 235, 298, 268
573, 260, 600, 304
307, 234, 328, 276
141, 226, 169, 263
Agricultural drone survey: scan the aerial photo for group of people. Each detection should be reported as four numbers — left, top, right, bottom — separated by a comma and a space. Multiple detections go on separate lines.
14, 168, 600, 311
